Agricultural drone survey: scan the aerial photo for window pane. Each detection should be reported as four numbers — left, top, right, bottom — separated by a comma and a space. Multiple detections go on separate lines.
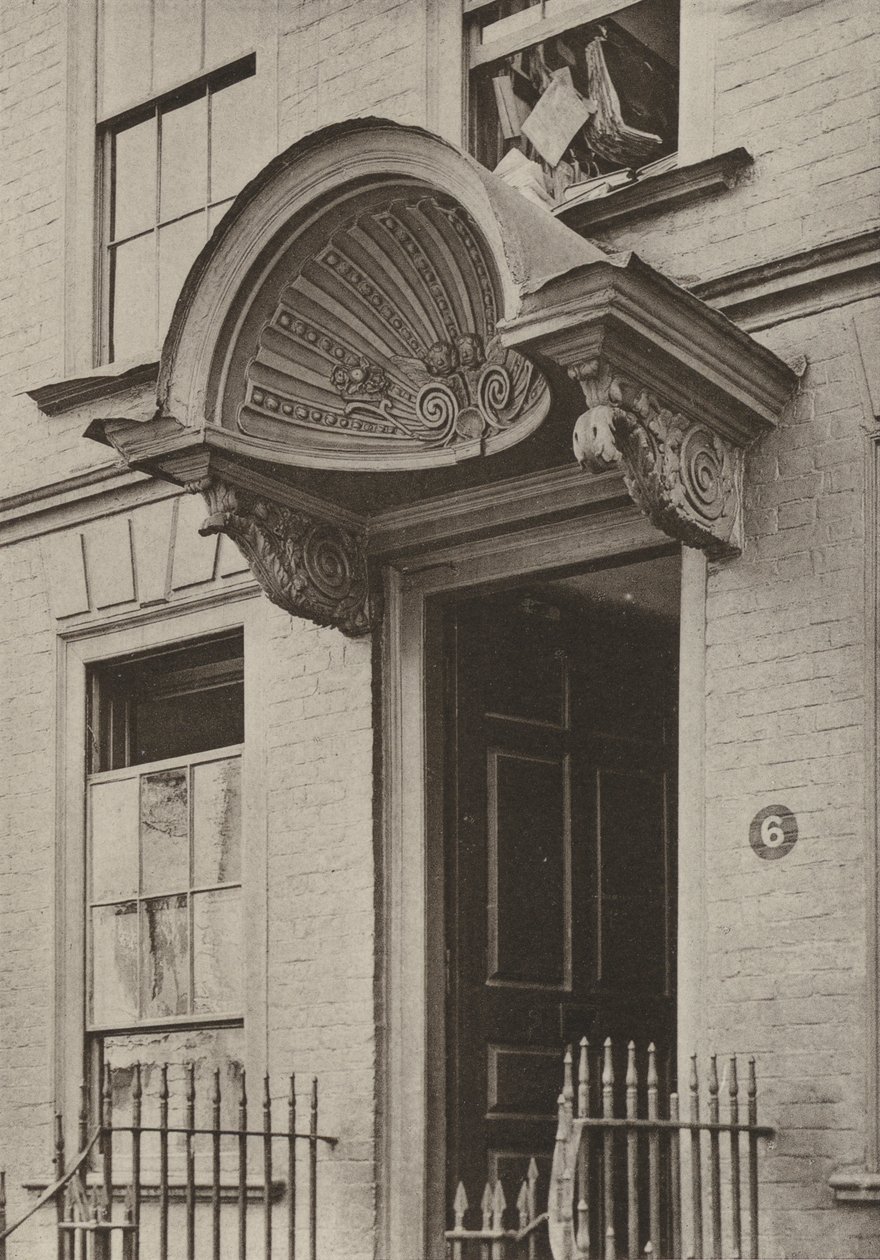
159, 95, 207, 222
210, 75, 266, 202
193, 888, 242, 1012
141, 768, 189, 894
111, 233, 156, 361
153, 0, 203, 97
131, 680, 244, 766
112, 117, 156, 240
141, 894, 189, 1017
158, 212, 206, 341
101, 1024, 244, 1127
90, 777, 139, 902
100, 0, 151, 117
92, 902, 138, 1025
193, 757, 241, 885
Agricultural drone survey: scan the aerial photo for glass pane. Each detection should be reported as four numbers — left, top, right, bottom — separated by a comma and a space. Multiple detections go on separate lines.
193, 888, 242, 1012
112, 117, 156, 240
193, 757, 241, 885
141, 894, 189, 1017
140, 768, 189, 895
100, 0, 151, 117
159, 95, 207, 222
91, 902, 138, 1025
131, 680, 244, 766
158, 212, 206, 342
153, 0, 202, 96
210, 75, 267, 202
100, 1023, 244, 1126
90, 777, 139, 902
111, 233, 156, 362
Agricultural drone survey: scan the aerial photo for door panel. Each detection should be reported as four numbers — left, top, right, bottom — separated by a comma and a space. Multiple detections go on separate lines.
488, 749, 569, 987
445, 588, 678, 1231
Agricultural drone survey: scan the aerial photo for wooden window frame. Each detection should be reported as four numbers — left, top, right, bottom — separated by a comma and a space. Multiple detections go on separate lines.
457, 0, 716, 184
86, 744, 245, 1036
96, 54, 257, 365
56, 596, 268, 1161
62, 0, 278, 376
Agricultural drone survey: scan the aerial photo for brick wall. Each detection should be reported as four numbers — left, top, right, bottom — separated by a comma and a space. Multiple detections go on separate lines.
278, 0, 427, 146
576, 0, 880, 286
702, 305, 877, 1258
262, 608, 376, 1259
0, 535, 57, 1255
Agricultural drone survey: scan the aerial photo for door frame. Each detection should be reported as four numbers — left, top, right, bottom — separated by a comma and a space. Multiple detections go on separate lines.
376, 492, 708, 1260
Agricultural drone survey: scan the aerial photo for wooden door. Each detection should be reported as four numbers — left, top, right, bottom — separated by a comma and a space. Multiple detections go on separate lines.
445, 588, 678, 1232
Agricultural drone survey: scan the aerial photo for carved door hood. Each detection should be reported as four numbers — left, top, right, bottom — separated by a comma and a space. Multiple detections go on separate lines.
87, 118, 797, 635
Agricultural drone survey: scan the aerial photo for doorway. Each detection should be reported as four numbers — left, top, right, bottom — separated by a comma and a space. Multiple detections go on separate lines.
443, 554, 680, 1231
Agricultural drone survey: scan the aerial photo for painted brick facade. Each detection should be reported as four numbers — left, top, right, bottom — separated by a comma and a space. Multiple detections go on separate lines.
1, 1, 878, 1258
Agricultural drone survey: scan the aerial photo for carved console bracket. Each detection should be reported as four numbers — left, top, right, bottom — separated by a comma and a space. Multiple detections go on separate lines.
194, 479, 373, 636
569, 360, 743, 557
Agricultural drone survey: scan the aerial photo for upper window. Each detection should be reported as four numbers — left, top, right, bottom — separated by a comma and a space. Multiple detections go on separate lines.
465, 0, 679, 208
97, 0, 270, 363
86, 633, 244, 1033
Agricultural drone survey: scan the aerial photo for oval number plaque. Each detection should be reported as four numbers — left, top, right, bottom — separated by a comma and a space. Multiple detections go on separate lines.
749, 805, 798, 860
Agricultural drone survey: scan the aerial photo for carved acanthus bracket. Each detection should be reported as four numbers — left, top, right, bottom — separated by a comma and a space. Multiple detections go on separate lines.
194, 479, 374, 636
569, 360, 742, 556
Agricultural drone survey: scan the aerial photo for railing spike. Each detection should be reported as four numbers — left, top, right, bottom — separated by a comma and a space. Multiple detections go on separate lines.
708, 1054, 722, 1259
578, 1037, 589, 1118
602, 1037, 614, 1087
626, 1040, 637, 1088
556, 1090, 570, 1141
647, 1042, 658, 1090
563, 1046, 575, 1112
517, 1178, 529, 1229
160, 1062, 169, 1101
527, 1156, 539, 1224
493, 1178, 507, 1219
481, 1180, 493, 1231
132, 1061, 142, 1102
454, 1180, 468, 1227
689, 1052, 699, 1094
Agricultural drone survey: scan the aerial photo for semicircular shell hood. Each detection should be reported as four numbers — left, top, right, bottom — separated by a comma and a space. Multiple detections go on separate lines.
222, 182, 551, 470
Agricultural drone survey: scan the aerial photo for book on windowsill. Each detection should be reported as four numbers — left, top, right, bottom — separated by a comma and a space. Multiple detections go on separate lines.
560, 167, 635, 206
637, 152, 679, 178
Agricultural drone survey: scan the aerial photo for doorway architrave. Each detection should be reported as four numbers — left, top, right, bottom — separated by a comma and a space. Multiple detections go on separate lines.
376, 480, 708, 1260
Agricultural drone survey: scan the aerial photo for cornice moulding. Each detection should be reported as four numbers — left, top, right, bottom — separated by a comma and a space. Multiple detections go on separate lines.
25, 359, 159, 416
503, 255, 798, 446
554, 147, 753, 235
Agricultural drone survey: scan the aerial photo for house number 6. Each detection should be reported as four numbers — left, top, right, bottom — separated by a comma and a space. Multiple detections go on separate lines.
749, 805, 798, 860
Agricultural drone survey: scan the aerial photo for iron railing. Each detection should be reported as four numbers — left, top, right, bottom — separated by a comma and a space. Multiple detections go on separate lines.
447, 1039, 774, 1260
0, 1065, 335, 1260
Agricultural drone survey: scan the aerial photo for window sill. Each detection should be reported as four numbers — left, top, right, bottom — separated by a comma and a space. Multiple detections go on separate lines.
830, 1172, 880, 1204
24, 356, 160, 417
553, 147, 753, 235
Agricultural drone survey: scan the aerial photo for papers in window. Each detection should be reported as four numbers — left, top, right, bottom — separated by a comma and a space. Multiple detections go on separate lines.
520, 67, 596, 168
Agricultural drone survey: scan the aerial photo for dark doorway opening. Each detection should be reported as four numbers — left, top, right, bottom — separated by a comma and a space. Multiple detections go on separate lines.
443, 553, 680, 1250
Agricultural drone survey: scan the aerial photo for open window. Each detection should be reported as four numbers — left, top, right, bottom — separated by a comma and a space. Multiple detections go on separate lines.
465, 0, 679, 208
85, 632, 245, 1119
